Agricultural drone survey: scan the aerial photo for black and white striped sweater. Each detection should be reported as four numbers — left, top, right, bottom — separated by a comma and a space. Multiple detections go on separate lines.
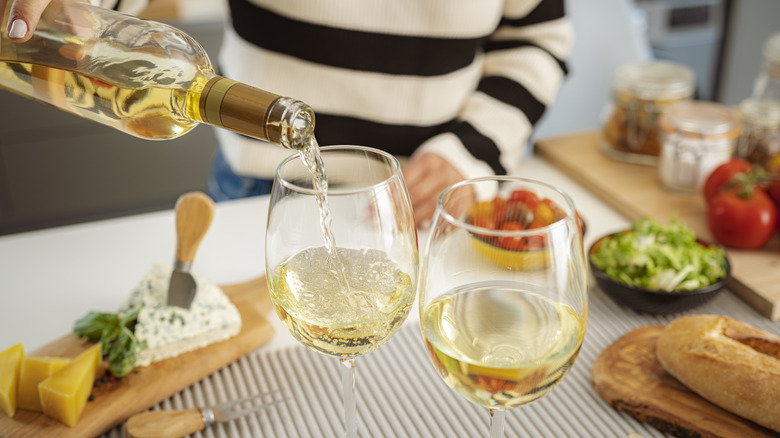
216, 0, 573, 180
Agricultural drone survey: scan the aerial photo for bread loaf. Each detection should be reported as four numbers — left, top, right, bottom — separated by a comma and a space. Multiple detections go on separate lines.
656, 315, 780, 433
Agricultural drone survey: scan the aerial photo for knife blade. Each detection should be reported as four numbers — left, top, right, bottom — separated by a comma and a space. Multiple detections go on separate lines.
167, 192, 215, 308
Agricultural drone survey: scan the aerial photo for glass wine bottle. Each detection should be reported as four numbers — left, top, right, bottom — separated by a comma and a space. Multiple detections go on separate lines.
0, 2, 314, 150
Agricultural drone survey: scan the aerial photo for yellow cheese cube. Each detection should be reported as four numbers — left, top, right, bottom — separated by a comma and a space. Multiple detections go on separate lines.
17, 356, 71, 412
0, 343, 24, 418
38, 343, 102, 427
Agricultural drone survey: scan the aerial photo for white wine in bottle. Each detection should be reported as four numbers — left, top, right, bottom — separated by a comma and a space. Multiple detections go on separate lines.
0, 2, 314, 149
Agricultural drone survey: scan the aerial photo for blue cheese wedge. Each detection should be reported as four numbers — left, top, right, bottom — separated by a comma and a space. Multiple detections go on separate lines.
118, 263, 242, 367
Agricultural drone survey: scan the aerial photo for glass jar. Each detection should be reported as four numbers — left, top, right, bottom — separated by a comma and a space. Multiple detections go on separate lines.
753, 32, 780, 102
658, 101, 741, 193
603, 61, 695, 164
734, 98, 780, 168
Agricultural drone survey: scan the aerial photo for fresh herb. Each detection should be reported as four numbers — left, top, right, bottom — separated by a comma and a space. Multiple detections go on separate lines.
590, 217, 727, 292
73, 308, 141, 377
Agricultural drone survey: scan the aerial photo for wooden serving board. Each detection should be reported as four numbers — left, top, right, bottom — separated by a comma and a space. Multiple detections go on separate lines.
591, 325, 779, 437
535, 131, 780, 320
0, 276, 275, 438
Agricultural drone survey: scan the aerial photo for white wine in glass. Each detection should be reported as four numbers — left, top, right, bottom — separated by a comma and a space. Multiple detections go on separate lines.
266, 145, 419, 437
419, 177, 587, 437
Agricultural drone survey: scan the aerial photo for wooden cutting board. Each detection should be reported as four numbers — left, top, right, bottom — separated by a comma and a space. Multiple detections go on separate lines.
0, 276, 275, 438
591, 325, 779, 437
535, 131, 780, 320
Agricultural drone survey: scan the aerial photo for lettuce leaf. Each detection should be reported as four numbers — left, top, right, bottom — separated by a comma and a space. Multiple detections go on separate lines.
590, 217, 727, 292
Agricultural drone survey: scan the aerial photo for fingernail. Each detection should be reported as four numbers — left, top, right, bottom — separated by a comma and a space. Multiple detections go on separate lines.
8, 19, 28, 39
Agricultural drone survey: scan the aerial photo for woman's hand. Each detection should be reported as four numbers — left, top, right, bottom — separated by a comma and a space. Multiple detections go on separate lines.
3, 0, 88, 41
4, 0, 51, 41
402, 152, 466, 229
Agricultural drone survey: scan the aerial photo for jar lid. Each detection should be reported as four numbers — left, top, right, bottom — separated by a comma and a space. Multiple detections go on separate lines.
739, 98, 780, 129
612, 61, 695, 100
659, 101, 742, 139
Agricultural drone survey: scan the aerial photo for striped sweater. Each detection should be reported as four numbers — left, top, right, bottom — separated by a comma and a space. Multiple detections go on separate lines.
218, 0, 572, 180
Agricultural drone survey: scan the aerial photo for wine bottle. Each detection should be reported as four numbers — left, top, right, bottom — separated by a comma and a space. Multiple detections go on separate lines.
0, 2, 314, 149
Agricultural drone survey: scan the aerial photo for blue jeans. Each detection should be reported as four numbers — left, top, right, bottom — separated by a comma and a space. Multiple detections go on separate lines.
207, 148, 273, 201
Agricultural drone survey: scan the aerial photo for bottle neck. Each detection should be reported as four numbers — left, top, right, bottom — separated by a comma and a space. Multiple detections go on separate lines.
198, 75, 315, 150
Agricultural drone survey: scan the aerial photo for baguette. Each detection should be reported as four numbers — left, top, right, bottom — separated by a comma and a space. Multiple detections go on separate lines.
656, 315, 780, 433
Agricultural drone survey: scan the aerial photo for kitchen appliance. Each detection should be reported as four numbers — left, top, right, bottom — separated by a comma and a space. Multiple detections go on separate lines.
634, 0, 726, 100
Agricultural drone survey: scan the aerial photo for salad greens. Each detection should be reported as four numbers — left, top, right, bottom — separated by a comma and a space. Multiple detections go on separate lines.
590, 217, 727, 292
73, 308, 141, 378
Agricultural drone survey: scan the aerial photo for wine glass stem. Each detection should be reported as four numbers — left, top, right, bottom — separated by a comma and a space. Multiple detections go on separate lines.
340, 358, 357, 438
489, 408, 506, 438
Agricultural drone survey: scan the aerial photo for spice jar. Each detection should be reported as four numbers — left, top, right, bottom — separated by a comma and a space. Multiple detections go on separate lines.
734, 98, 780, 168
658, 101, 741, 193
603, 61, 695, 164
752, 32, 780, 102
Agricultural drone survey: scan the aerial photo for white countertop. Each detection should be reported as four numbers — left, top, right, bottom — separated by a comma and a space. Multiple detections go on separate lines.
6, 154, 780, 438
0, 155, 629, 353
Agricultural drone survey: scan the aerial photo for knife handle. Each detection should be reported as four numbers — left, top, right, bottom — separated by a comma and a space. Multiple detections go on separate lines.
126, 408, 205, 438
174, 192, 215, 264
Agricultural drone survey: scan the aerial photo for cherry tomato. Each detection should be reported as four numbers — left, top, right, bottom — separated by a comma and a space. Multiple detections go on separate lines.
498, 221, 525, 250
503, 201, 530, 225
707, 188, 778, 249
509, 189, 540, 209
492, 196, 508, 226
703, 158, 753, 204
472, 217, 498, 230
533, 202, 555, 225
471, 216, 499, 244
469, 201, 494, 221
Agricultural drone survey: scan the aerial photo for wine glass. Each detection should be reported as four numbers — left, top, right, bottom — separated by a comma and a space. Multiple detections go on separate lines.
265, 145, 418, 437
418, 177, 588, 437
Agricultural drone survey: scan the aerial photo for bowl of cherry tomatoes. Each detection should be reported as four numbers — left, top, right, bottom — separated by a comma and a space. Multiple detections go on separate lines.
465, 188, 585, 269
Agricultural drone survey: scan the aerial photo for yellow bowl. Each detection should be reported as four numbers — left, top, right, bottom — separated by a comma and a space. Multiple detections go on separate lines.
470, 236, 548, 270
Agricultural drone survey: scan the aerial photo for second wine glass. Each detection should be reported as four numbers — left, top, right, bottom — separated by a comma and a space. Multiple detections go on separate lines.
418, 177, 588, 437
265, 145, 419, 438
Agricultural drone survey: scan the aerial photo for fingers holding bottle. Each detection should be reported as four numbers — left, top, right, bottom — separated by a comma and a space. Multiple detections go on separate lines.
3, 0, 54, 41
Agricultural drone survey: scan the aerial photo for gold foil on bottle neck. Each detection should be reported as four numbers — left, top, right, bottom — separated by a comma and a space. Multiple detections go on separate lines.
199, 76, 279, 142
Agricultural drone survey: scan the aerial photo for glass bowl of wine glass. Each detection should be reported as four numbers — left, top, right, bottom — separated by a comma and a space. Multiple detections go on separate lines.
418, 176, 588, 437
265, 145, 419, 437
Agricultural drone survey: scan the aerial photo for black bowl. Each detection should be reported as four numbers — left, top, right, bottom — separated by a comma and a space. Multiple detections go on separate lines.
588, 232, 731, 314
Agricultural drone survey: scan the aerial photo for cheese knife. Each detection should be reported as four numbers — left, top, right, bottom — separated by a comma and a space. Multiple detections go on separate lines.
166, 191, 215, 308
125, 389, 286, 438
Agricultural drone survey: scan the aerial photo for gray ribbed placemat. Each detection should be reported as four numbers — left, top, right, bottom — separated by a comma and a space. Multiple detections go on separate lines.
104, 286, 778, 438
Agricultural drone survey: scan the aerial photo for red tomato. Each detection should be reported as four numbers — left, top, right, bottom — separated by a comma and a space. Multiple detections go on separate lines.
492, 196, 508, 225
707, 188, 778, 249
768, 180, 780, 212
509, 189, 540, 209
498, 221, 525, 250
703, 158, 753, 204
766, 154, 780, 215
471, 216, 499, 244
472, 217, 498, 230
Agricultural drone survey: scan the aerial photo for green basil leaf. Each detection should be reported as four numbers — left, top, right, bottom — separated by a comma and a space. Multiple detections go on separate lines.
73, 312, 119, 342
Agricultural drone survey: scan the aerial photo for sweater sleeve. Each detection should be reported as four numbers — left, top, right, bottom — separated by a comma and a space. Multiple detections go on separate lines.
414, 0, 572, 179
